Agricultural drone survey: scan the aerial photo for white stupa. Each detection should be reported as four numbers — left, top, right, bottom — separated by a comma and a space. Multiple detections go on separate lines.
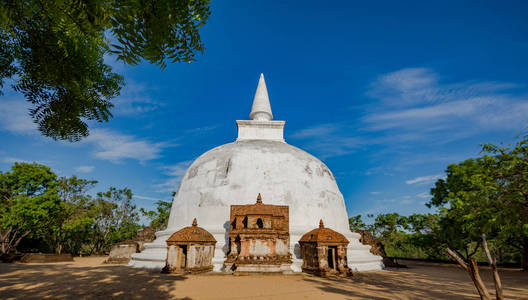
130, 74, 383, 272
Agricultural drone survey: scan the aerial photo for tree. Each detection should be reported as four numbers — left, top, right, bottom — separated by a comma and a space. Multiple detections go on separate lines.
371, 213, 408, 238
45, 176, 98, 254
348, 214, 367, 232
482, 136, 528, 270
140, 199, 171, 231
0, 162, 61, 254
429, 157, 499, 260
90, 187, 139, 253
406, 213, 438, 235
430, 156, 511, 299
430, 136, 528, 270
0, 0, 211, 141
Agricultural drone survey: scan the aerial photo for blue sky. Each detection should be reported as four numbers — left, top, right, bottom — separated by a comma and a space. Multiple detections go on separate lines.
2, 1, 528, 221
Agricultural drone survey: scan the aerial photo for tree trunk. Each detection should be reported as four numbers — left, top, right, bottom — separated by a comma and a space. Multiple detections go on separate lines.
482, 234, 503, 300
469, 258, 492, 300
447, 248, 491, 300
0, 228, 12, 254
13, 230, 31, 251
523, 236, 528, 271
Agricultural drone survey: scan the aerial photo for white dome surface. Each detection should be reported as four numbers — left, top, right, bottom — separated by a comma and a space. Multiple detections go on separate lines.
168, 140, 350, 233
130, 75, 383, 272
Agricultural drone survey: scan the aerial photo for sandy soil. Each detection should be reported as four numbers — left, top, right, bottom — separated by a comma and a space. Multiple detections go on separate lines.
0, 257, 527, 299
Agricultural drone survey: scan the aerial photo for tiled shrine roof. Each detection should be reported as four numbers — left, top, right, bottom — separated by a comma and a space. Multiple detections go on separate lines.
299, 220, 349, 244
167, 218, 217, 243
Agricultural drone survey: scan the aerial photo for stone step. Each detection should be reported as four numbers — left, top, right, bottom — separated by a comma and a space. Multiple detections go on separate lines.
348, 256, 383, 263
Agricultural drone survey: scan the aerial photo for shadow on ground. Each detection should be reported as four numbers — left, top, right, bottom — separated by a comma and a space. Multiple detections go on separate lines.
1, 258, 527, 300
301, 262, 528, 300
0, 260, 189, 300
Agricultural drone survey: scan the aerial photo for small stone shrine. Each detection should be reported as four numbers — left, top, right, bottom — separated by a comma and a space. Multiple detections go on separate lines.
299, 220, 351, 276
225, 193, 291, 273
162, 218, 216, 274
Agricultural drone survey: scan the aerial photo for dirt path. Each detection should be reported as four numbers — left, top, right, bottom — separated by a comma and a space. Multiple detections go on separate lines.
0, 257, 527, 299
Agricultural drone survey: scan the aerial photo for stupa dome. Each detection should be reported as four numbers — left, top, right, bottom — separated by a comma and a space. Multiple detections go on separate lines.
130, 74, 383, 272
167, 139, 351, 234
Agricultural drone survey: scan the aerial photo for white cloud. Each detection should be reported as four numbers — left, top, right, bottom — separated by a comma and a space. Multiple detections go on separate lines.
364, 68, 528, 133
370, 191, 381, 195
367, 68, 439, 106
406, 174, 443, 185
0, 99, 38, 135
416, 192, 431, 199
367, 67, 519, 106
292, 68, 528, 159
133, 195, 170, 202
185, 125, 219, 134
400, 197, 414, 205
155, 160, 193, 192
85, 129, 165, 163
290, 123, 340, 139
1, 100, 166, 164
1, 156, 30, 164
112, 80, 161, 116
364, 96, 528, 131
75, 165, 95, 173
1, 156, 53, 166
290, 124, 366, 157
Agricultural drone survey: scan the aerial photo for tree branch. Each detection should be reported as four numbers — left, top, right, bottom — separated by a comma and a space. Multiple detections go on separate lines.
482, 234, 503, 300
446, 247, 469, 272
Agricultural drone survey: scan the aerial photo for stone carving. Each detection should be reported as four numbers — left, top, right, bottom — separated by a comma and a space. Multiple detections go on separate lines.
225, 193, 292, 273
162, 219, 216, 274
299, 220, 351, 277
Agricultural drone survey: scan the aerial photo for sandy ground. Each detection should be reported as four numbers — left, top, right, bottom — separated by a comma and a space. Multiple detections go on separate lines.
0, 257, 527, 299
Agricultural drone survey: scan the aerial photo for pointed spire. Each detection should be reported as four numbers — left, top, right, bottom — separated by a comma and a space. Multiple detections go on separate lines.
192, 218, 198, 227
319, 219, 324, 229
249, 73, 273, 121
256, 193, 262, 204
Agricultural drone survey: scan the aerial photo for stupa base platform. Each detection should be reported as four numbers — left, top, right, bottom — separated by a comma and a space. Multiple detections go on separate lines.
129, 228, 384, 272
224, 262, 292, 273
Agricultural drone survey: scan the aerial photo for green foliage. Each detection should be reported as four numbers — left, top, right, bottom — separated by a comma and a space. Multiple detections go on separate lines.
0, 162, 143, 255
348, 134, 527, 266
90, 187, 140, 253
140, 199, 171, 231
428, 135, 528, 268
44, 176, 98, 254
348, 214, 367, 232
0, 0, 211, 141
482, 137, 528, 268
371, 213, 409, 238
0, 163, 61, 254
350, 213, 446, 260
429, 158, 498, 259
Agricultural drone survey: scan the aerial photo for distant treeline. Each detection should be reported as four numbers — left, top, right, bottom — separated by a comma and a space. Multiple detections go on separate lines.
350, 135, 528, 270
2, 135, 527, 271
0, 163, 170, 256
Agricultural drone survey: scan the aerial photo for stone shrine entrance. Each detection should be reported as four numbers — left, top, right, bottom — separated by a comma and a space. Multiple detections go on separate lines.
299, 220, 351, 277
162, 219, 216, 274
224, 193, 292, 273
327, 246, 337, 270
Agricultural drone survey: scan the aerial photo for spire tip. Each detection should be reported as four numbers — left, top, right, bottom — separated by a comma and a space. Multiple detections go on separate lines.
250, 74, 273, 121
